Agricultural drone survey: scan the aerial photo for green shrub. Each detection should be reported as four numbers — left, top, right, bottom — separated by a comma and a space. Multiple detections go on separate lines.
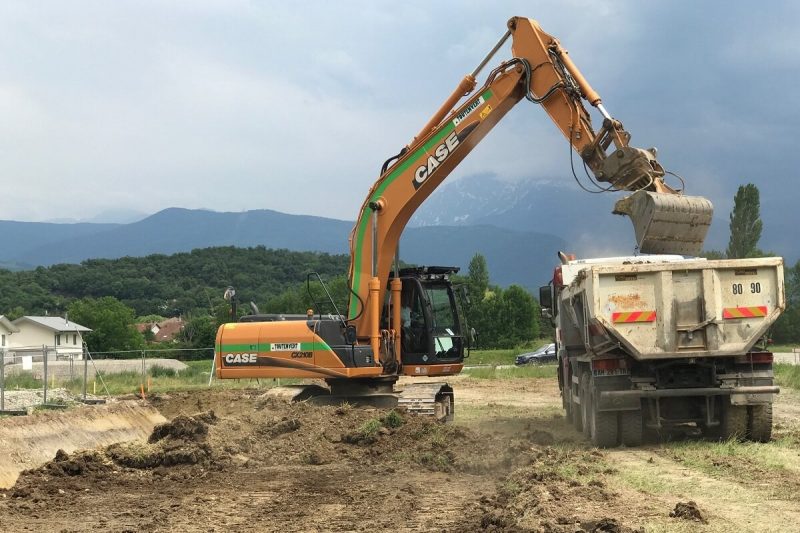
359, 418, 382, 438
381, 410, 405, 428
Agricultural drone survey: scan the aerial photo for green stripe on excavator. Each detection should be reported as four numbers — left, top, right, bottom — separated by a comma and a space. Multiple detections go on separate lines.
219, 341, 332, 353
348, 89, 494, 318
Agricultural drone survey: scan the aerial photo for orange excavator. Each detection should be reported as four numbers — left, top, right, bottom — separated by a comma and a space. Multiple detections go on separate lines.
214, 17, 713, 419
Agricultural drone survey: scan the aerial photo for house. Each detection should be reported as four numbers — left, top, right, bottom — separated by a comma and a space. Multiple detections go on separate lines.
0, 315, 20, 363
8, 316, 92, 361
136, 322, 160, 336
135, 317, 184, 342
153, 317, 184, 342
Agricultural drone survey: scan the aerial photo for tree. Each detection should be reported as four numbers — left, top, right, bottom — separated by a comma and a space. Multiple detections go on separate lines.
68, 297, 145, 352
179, 314, 217, 349
772, 260, 800, 343
466, 254, 490, 304
700, 250, 726, 260
726, 184, 763, 259
499, 285, 539, 346
469, 285, 540, 349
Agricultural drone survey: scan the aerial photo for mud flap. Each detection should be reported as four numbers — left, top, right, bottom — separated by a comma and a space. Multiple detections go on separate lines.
613, 190, 713, 256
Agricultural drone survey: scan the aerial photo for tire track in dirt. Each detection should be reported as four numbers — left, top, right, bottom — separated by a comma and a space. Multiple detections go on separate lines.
165, 465, 492, 532
607, 448, 800, 532
443, 375, 800, 532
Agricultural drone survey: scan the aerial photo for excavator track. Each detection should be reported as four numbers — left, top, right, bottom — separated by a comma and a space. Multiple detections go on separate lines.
398, 382, 454, 422
264, 382, 455, 421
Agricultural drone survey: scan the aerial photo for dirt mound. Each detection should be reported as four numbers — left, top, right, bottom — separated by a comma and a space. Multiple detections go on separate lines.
9, 410, 218, 494
148, 411, 217, 443
13, 449, 112, 491
45, 449, 111, 477
107, 411, 217, 469
0, 402, 165, 490
456, 447, 641, 532
669, 501, 707, 523
187, 396, 531, 475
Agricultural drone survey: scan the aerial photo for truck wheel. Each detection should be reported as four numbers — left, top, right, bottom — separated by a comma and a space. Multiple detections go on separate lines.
748, 404, 773, 443
720, 404, 748, 440
619, 410, 643, 447
588, 378, 618, 448
590, 407, 619, 448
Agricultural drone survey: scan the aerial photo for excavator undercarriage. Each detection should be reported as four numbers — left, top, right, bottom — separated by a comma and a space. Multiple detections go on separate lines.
265, 379, 455, 421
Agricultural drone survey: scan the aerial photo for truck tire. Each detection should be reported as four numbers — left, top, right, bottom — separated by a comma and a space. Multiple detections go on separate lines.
587, 377, 618, 448
590, 407, 619, 448
619, 410, 643, 447
748, 404, 773, 443
707, 403, 748, 441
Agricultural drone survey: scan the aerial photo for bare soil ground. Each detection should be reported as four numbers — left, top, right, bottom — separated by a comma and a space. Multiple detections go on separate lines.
1, 375, 799, 532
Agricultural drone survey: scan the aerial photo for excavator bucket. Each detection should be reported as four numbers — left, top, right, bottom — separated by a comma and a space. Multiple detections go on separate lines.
613, 191, 714, 256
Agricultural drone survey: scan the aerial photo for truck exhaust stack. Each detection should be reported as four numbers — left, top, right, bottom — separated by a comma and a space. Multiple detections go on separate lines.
613, 190, 714, 256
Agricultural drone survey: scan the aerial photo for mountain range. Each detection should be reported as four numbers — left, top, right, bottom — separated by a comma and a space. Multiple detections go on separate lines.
1, 174, 791, 289
411, 174, 795, 262
0, 207, 565, 289
411, 174, 734, 257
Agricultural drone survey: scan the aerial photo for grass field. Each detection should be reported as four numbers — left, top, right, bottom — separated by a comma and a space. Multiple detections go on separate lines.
1, 360, 288, 397
4, 353, 795, 397
466, 341, 553, 366
769, 343, 800, 352
463, 365, 557, 379
775, 363, 800, 390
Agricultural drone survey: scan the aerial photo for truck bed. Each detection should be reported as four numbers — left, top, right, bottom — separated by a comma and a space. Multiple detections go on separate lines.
568, 257, 784, 360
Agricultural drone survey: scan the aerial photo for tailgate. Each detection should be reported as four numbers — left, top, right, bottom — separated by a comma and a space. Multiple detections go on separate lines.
589, 257, 784, 359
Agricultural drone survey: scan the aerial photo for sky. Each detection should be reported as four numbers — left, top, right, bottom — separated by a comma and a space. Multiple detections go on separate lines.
0, 0, 797, 239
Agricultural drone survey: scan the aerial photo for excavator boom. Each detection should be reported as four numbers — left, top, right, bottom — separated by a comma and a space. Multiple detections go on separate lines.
348, 16, 713, 338
215, 16, 714, 418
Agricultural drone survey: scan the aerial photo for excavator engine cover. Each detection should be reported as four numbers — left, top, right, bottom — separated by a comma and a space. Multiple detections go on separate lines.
613, 190, 714, 256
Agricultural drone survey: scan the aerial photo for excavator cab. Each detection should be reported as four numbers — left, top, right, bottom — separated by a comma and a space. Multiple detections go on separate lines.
387, 266, 466, 368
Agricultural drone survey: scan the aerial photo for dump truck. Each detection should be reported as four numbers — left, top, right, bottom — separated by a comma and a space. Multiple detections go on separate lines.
539, 254, 784, 447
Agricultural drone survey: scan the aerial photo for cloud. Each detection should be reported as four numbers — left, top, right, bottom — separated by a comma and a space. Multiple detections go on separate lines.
0, 0, 794, 231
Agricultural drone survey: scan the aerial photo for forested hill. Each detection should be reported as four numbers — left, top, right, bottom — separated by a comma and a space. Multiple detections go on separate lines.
0, 247, 351, 318
0, 207, 566, 290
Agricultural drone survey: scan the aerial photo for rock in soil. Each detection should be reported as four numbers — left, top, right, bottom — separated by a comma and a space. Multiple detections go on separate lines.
669, 501, 707, 523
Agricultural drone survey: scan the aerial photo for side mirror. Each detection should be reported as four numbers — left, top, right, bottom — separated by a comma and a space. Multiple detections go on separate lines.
344, 325, 358, 345
539, 285, 553, 317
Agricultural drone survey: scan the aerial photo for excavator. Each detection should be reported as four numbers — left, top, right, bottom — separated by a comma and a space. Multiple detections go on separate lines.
214, 16, 714, 419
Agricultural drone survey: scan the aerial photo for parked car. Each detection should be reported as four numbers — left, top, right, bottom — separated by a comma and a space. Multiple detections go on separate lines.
515, 343, 557, 365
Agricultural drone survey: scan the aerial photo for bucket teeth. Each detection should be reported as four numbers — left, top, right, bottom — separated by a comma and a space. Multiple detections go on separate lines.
614, 191, 714, 256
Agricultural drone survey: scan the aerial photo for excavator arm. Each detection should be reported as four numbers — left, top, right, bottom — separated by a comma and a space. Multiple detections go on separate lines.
347, 17, 713, 353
